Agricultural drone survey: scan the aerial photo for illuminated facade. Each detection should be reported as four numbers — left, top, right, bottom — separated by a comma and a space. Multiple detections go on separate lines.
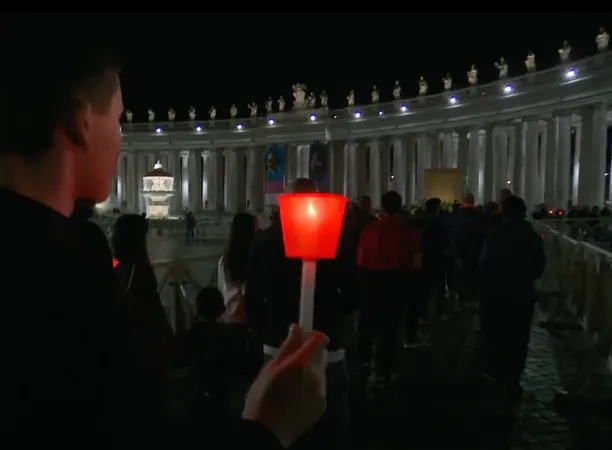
142, 161, 175, 218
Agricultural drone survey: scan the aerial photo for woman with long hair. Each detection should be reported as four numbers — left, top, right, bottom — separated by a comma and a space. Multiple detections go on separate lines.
218, 212, 258, 323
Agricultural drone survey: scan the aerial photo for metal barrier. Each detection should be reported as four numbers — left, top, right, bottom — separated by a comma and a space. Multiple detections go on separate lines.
152, 253, 221, 335
533, 220, 612, 407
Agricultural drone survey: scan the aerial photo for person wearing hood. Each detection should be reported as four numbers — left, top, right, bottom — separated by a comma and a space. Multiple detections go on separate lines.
478, 195, 545, 403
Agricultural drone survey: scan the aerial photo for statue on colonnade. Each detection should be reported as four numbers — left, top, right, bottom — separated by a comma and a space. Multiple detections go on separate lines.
525, 51, 536, 72
467, 64, 478, 85
558, 40, 571, 62
292, 83, 308, 109
308, 92, 317, 108
230, 104, 237, 119
209, 106, 216, 120
418, 77, 428, 95
125, 109, 133, 122
248, 102, 258, 117
392, 80, 401, 99
371, 85, 379, 104
147, 108, 155, 122
278, 96, 286, 112
347, 90, 355, 106
167, 108, 176, 121
265, 97, 273, 113
597, 27, 609, 52
442, 73, 452, 91
494, 57, 508, 78
188, 106, 196, 121
320, 91, 328, 108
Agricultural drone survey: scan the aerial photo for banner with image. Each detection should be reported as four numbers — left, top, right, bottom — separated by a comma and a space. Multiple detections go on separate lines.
308, 142, 330, 192
265, 145, 286, 205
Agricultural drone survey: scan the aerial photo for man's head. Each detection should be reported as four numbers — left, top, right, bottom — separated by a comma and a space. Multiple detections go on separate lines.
290, 178, 317, 193
501, 195, 527, 218
499, 188, 512, 203
358, 195, 372, 213
381, 191, 402, 215
424, 197, 441, 215
0, 32, 123, 213
462, 192, 475, 205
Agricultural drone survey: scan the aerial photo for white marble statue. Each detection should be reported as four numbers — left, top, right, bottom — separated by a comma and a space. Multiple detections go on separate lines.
308, 92, 316, 109
188, 106, 196, 121
392, 80, 401, 100
467, 65, 478, 85
248, 102, 258, 117
125, 109, 133, 122
167, 108, 176, 121
320, 91, 328, 108
292, 83, 308, 109
371, 85, 379, 104
525, 51, 536, 72
558, 40, 571, 62
209, 106, 216, 120
265, 97, 273, 113
347, 90, 355, 107
494, 57, 508, 78
418, 77, 428, 95
597, 27, 609, 52
230, 104, 238, 119
442, 73, 452, 91
278, 96, 286, 112
147, 108, 155, 122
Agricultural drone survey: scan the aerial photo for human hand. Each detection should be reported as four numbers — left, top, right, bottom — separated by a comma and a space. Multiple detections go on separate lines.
242, 324, 328, 448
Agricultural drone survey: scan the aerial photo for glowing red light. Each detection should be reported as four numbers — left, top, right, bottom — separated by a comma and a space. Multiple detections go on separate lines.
112, 258, 119, 268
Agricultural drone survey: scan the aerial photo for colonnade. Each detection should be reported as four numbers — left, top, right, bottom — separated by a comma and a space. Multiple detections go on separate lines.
110, 103, 610, 214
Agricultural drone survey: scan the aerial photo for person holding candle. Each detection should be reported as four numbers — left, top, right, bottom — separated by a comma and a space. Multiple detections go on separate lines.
0, 30, 327, 450
356, 190, 423, 386
245, 178, 354, 448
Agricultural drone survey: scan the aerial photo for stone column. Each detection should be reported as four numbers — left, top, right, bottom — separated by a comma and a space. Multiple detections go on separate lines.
329, 140, 345, 195
430, 132, 441, 169
224, 148, 239, 213
136, 153, 149, 213
467, 125, 480, 199
187, 149, 201, 212
125, 152, 137, 212
457, 128, 469, 195
167, 150, 181, 214
513, 122, 526, 199
524, 118, 540, 209
572, 121, 582, 206
482, 125, 495, 203
344, 141, 359, 200
368, 140, 382, 209
214, 149, 225, 211
543, 118, 558, 205
441, 132, 453, 168
201, 150, 213, 210
285, 144, 298, 187
392, 138, 407, 204
381, 140, 391, 192
556, 114, 572, 209
406, 137, 417, 205
578, 105, 607, 207
116, 153, 126, 208
246, 147, 264, 212
415, 134, 430, 201
180, 150, 189, 211
493, 126, 508, 199
296, 145, 310, 178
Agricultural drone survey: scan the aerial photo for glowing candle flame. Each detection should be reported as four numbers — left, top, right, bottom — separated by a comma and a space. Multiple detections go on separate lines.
307, 202, 317, 217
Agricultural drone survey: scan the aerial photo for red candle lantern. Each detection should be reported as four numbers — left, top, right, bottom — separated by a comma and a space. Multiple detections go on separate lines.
277, 193, 348, 331
112, 257, 119, 268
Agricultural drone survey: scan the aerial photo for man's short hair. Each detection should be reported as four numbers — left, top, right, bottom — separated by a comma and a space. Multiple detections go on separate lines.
0, 31, 120, 159
501, 195, 527, 218
425, 197, 441, 214
381, 191, 402, 215
462, 192, 475, 204
195, 287, 225, 320
499, 188, 512, 201
359, 195, 372, 210
290, 178, 317, 193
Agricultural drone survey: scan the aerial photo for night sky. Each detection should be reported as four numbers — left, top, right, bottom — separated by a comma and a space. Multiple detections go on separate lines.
6, 12, 612, 121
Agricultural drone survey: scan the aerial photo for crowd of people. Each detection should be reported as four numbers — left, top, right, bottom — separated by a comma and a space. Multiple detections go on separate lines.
0, 35, 549, 449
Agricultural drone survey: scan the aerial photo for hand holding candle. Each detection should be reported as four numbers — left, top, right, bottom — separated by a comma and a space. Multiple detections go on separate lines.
277, 193, 348, 332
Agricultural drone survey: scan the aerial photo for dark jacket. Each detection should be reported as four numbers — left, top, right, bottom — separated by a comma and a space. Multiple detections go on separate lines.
0, 188, 282, 449
421, 214, 449, 271
450, 205, 482, 266
479, 217, 545, 301
245, 221, 354, 351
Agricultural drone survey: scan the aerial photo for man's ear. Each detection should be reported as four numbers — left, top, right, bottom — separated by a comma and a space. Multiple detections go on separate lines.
64, 104, 92, 149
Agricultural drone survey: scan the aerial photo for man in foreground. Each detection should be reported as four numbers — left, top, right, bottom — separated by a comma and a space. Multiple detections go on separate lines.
0, 31, 325, 448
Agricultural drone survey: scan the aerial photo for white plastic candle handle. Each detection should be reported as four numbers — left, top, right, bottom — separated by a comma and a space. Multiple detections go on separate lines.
299, 259, 317, 333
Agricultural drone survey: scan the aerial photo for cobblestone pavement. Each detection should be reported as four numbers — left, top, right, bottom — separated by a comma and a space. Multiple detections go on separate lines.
350, 299, 611, 450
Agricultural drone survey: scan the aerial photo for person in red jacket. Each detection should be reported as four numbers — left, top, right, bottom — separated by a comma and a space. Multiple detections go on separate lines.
356, 191, 422, 386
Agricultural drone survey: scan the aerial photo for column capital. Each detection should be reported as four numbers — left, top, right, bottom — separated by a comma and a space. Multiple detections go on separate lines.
180, 150, 190, 158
